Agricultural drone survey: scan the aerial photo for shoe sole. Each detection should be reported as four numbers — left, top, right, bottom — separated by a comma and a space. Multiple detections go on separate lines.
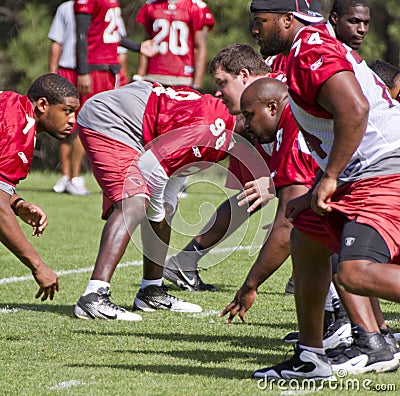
75, 303, 142, 321
333, 357, 399, 375
133, 298, 202, 313
74, 304, 96, 320
253, 370, 335, 381
133, 301, 156, 312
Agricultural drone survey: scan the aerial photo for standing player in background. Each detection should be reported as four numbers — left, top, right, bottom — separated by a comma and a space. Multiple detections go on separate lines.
74, 0, 157, 101
134, 0, 215, 90
48, 0, 130, 196
0, 74, 79, 301
328, 0, 370, 51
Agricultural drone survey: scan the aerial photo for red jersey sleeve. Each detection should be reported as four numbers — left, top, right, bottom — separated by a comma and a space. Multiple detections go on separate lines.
135, 4, 149, 31
287, 24, 353, 117
203, 5, 215, 29
0, 92, 36, 187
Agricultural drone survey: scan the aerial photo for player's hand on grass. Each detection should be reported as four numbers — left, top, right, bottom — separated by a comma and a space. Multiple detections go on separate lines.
237, 176, 275, 213
16, 201, 48, 236
219, 285, 257, 324
285, 191, 312, 223
32, 264, 59, 301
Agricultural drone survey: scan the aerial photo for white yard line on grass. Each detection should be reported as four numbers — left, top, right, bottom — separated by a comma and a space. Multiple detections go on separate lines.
0, 245, 260, 285
47, 380, 96, 390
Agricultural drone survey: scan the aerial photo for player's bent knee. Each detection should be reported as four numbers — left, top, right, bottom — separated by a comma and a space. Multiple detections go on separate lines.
336, 260, 368, 293
119, 196, 148, 220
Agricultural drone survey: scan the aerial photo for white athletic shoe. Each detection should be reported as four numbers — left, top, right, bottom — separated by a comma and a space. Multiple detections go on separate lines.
66, 176, 91, 195
253, 345, 334, 380
53, 175, 69, 193
74, 287, 142, 321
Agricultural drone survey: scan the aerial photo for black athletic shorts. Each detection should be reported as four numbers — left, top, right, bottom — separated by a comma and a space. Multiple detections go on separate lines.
338, 218, 390, 264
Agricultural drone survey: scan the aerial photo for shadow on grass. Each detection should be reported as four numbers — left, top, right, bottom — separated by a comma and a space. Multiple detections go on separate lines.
65, 362, 258, 379
72, 329, 292, 352
0, 303, 77, 317
67, 364, 251, 379
113, 348, 283, 365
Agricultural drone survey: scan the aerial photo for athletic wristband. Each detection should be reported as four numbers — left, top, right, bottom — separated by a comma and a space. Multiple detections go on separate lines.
11, 197, 25, 216
132, 74, 144, 81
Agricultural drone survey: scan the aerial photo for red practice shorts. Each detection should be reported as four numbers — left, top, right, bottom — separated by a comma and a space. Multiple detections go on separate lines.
79, 70, 118, 108
57, 67, 77, 86
78, 127, 149, 219
58, 68, 79, 135
293, 175, 400, 263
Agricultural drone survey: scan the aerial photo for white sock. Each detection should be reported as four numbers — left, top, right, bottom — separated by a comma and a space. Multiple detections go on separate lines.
83, 280, 110, 295
141, 278, 163, 289
299, 344, 325, 355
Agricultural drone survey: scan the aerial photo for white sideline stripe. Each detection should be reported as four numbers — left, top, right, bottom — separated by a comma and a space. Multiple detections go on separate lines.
47, 380, 95, 390
0, 245, 260, 285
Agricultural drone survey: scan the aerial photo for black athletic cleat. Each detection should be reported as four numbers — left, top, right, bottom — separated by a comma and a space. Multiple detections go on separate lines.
380, 326, 400, 360
163, 255, 218, 292
284, 276, 294, 295
328, 324, 399, 374
74, 287, 142, 321
133, 285, 202, 312
253, 344, 333, 380
283, 311, 352, 351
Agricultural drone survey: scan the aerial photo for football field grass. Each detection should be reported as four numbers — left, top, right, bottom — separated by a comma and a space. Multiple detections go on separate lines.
1, 172, 399, 395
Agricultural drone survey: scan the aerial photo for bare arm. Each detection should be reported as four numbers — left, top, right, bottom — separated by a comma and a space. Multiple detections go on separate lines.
312, 71, 369, 213
1, 191, 59, 300
192, 27, 209, 88
48, 41, 62, 73
219, 184, 309, 323
136, 54, 149, 79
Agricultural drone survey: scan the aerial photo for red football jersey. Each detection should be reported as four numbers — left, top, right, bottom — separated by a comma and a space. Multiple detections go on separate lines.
270, 103, 319, 190
136, 0, 215, 78
74, 0, 120, 65
0, 92, 36, 187
265, 54, 287, 73
142, 85, 236, 176
286, 22, 400, 182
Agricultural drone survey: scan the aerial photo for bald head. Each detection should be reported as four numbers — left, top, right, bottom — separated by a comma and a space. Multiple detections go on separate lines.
240, 78, 289, 144
242, 77, 288, 105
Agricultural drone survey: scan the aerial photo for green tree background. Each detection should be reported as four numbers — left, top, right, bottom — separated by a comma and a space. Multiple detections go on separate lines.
0, 0, 399, 94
